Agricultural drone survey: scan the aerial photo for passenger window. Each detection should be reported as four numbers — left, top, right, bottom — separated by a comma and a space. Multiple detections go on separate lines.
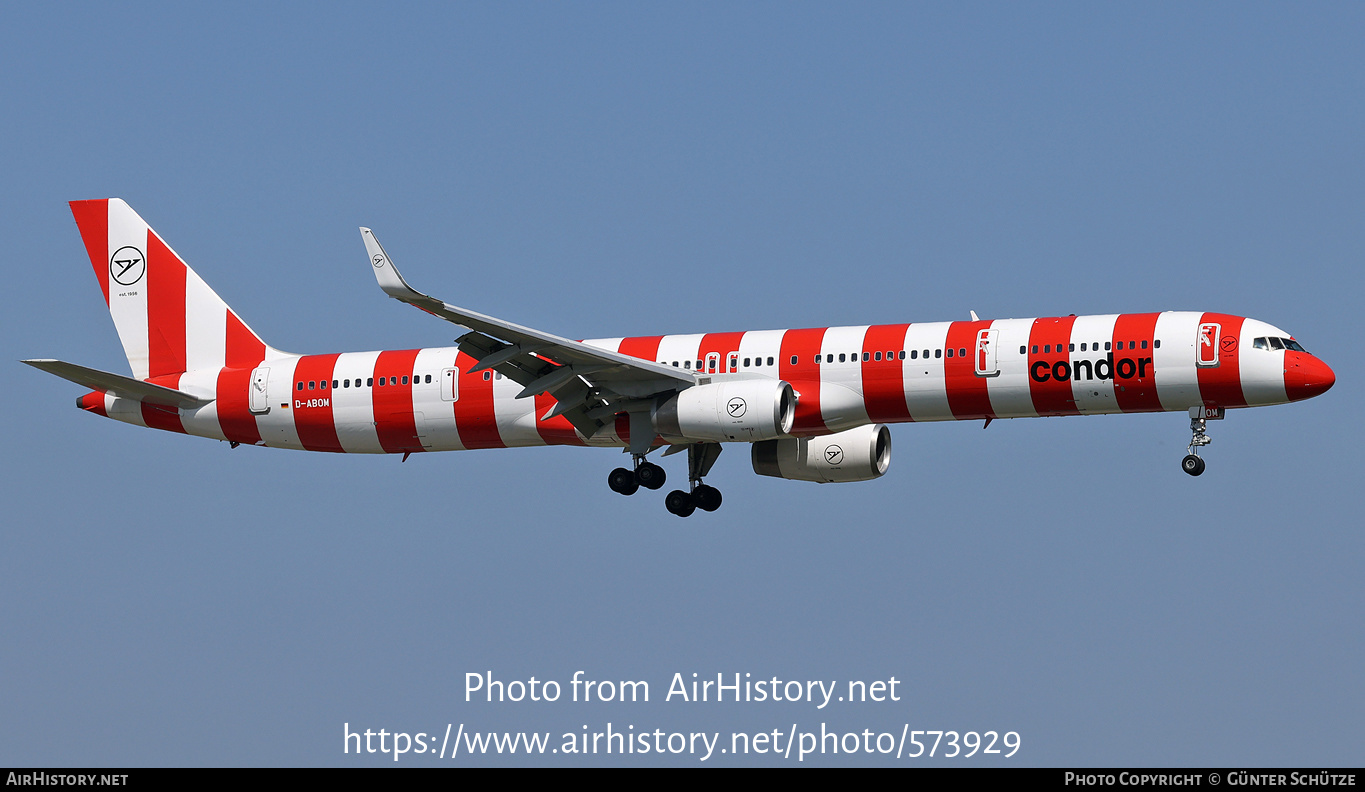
1268, 337, 1284, 350
1068, 344, 1075, 352
934, 349, 942, 359
946, 348, 954, 358
1129, 341, 1136, 350
1080, 343, 1087, 352
1154, 340, 1161, 349
898, 351, 905, 360
1031, 345, 1038, 354
343, 379, 350, 388
331, 380, 338, 389
922, 349, 929, 359
309, 381, 316, 390
296, 382, 303, 391
911, 350, 918, 359
426, 375, 432, 384
825, 354, 833, 363
959, 348, 966, 357
377, 378, 384, 387
402, 376, 409, 385
1043, 345, 1050, 354
863, 352, 870, 361
483, 371, 492, 380
743, 357, 751, 367
684, 360, 691, 369
790, 356, 797, 365
874, 351, 882, 361
837, 353, 844, 363
366, 377, 373, 387
1141, 340, 1148, 350
1020, 346, 1027, 354
1104, 342, 1111, 351
767, 357, 774, 366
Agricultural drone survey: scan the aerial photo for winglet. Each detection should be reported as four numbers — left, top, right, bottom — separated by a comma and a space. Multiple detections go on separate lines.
970, 310, 980, 321
360, 227, 423, 301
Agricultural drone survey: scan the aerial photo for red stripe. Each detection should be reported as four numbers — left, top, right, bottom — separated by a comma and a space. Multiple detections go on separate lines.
78, 391, 108, 417
779, 327, 828, 435
1111, 313, 1163, 413
69, 200, 110, 305
1195, 313, 1247, 409
215, 367, 261, 445
451, 350, 504, 450
372, 349, 426, 453
291, 354, 344, 452
861, 323, 913, 423
145, 231, 187, 378
140, 374, 186, 434
697, 332, 746, 374
944, 320, 995, 420
1026, 316, 1080, 416
599, 335, 669, 446
534, 388, 585, 446
225, 312, 266, 369
617, 335, 664, 362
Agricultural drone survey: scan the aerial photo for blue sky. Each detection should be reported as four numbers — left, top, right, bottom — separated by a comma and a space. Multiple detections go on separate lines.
2, 3, 1361, 766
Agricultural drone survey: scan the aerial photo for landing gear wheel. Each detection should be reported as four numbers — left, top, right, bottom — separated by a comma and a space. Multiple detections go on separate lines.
636, 462, 667, 490
1181, 455, 1206, 477
608, 467, 639, 495
692, 484, 723, 512
665, 490, 696, 517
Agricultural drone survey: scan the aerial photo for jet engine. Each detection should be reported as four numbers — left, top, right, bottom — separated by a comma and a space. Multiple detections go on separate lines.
653, 379, 796, 443
751, 423, 891, 483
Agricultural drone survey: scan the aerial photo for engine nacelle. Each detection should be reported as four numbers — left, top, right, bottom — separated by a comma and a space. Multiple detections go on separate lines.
751, 424, 892, 483
653, 379, 796, 443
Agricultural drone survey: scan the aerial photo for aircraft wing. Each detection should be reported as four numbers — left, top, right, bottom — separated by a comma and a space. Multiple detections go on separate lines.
360, 228, 695, 440
22, 359, 214, 409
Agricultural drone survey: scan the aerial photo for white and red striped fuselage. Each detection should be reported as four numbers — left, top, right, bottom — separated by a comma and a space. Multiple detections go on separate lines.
75, 311, 1335, 454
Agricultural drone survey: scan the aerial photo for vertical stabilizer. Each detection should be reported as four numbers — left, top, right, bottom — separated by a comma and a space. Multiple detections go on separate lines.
69, 198, 275, 381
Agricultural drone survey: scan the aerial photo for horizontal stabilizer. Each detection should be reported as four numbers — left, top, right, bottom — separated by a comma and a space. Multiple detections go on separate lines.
22, 359, 214, 409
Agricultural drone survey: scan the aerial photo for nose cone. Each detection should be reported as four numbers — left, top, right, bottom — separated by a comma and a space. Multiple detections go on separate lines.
1284, 352, 1335, 401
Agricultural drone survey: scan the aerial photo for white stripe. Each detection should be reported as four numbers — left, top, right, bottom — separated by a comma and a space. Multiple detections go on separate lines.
106, 199, 151, 380
1154, 312, 1203, 411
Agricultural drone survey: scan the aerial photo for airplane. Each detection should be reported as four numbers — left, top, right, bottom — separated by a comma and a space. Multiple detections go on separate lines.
24, 199, 1336, 517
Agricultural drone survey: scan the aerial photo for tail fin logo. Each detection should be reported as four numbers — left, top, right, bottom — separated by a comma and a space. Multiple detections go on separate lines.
372, 253, 387, 269
110, 246, 145, 286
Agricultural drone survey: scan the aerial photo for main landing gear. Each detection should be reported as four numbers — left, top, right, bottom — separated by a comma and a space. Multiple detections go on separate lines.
1181, 406, 1216, 477
608, 442, 724, 517
608, 456, 666, 496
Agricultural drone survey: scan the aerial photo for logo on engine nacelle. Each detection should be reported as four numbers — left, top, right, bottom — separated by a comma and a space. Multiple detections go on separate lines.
727, 397, 747, 418
824, 445, 844, 465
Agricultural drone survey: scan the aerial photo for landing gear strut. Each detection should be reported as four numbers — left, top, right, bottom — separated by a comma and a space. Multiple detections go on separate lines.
664, 443, 724, 518
1181, 407, 1215, 477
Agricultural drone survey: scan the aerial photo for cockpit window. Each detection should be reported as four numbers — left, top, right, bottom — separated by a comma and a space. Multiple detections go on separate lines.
1267, 337, 1284, 350
1282, 338, 1307, 353
1253, 337, 1269, 350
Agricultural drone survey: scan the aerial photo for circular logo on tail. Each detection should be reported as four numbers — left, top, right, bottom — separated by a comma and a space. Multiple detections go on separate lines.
110, 246, 145, 286
373, 254, 386, 269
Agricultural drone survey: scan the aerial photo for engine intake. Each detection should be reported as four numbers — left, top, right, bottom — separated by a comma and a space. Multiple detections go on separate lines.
751, 424, 892, 483
653, 379, 796, 443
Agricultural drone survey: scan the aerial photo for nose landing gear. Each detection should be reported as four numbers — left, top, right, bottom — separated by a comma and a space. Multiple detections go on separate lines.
1181, 406, 1219, 477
